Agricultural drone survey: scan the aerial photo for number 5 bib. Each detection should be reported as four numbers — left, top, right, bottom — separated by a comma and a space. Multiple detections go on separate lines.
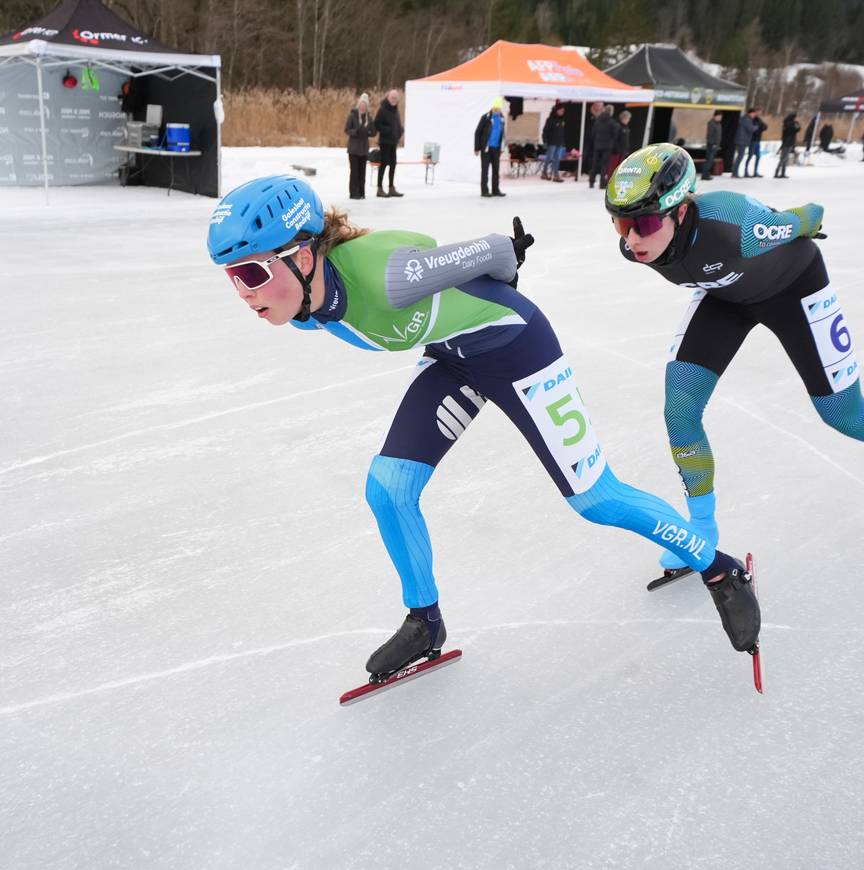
513, 355, 607, 495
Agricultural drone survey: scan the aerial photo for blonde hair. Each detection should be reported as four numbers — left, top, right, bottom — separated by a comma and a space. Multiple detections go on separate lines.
316, 206, 369, 257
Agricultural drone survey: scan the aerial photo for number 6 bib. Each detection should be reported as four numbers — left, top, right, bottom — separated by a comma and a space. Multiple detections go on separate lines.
801, 285, 860, 393
513, 355, 607, 494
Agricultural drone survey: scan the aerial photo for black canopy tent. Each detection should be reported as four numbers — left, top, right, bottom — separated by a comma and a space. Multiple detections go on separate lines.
811, 88, 864, 148
0, 0, 222, 198
605, 45, 747, 173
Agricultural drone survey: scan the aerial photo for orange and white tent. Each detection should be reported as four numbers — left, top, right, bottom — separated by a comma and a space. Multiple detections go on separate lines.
405, 41, 653, 182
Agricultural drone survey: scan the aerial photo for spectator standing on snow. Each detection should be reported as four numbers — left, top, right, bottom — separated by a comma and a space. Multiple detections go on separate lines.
474, 96, 507, 197
581, 100, 604, 183
345, 92, 376, 200
541, 102, 567, 182
775, 112, 800, 178
702, 111, 723, 180
374, 90, 405, 198
732, 108, 756, 177
607, 110, 632, 177
589, 105, 618, 189
744, 107, 767, 177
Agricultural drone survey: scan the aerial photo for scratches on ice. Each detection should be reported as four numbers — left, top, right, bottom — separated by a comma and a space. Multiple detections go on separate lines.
0, 617, 794, 718
0, 364, 413, 478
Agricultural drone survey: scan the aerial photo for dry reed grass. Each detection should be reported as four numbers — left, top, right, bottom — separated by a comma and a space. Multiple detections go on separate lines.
222, 88, 399, 147
222, 88, 864, 150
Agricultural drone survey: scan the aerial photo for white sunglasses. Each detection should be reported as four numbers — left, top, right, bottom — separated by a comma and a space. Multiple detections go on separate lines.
223, 244, 302, 291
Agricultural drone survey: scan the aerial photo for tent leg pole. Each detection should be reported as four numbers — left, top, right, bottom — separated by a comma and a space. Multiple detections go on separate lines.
643, 103, 654, 148
36, 59, 50, 205
216, 68, 222, 197
577, 101, 586, 182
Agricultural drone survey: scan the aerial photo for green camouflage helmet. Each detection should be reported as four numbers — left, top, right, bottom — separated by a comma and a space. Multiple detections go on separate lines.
605, 143, 697, 217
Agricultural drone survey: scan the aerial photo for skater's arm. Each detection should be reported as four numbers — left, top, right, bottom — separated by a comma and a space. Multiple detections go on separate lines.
384, 234, 518, 308
741, 199, 824, 256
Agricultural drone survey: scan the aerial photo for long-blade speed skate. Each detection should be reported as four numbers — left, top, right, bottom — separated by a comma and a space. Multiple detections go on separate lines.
647, 567, 695, 591
746, 553, 763, 694
340, 649, 463, 705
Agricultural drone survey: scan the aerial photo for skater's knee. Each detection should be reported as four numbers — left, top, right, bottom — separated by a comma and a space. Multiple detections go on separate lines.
811, 383, 864, 441
566, 465, 634, 527
365, 455, 435, 515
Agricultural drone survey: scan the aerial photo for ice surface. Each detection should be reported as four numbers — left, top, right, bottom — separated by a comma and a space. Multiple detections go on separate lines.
1, 145, 863, 870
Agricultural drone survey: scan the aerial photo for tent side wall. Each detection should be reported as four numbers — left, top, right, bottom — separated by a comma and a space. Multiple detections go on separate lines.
0, 60, 128, 186
124, 71, 218, 196
405, 80, 500, 184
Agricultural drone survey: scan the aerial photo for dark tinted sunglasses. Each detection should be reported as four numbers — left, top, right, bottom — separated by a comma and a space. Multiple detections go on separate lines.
612, 214, 666, 238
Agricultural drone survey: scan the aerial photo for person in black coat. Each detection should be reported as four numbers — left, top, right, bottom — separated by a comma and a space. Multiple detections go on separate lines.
589, 105, 617, 189
775, 112, 799, 178
541, 102, 567, 182
345, 92, 376, 199
474, 97, 507, 197
374, 90, 405, 197
606, 109, 631, 178
744, 107, 767, 177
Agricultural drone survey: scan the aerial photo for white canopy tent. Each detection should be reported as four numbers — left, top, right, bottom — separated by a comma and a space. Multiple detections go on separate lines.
405, 41, 653, 183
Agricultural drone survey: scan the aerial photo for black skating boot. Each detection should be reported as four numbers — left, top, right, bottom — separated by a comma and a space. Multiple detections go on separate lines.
366, 607, 446, 682
704, 558, 761, 652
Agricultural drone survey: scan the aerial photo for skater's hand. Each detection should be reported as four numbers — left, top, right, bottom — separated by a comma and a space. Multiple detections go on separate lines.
814, 229, 828, 239
508, 216, 534, 288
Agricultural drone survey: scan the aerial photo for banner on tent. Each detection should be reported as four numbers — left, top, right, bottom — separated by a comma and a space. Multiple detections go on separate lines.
0, 64, 127, 186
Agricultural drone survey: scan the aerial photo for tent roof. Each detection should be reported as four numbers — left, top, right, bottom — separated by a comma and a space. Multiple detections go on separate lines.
605, 44, 745, 109
820, 88, 864, 113
412, 40, 652, 102
0, 0, 219, 67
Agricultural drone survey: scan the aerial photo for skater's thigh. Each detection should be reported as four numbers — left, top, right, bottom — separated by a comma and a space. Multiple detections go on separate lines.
378, 355, 487, 465
670, 289, 756, 375
466, 310, 607, 497
755, 254, 860, 396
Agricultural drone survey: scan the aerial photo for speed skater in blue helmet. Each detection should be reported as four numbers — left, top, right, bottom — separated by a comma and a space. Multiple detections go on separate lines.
208, 174, 326, 322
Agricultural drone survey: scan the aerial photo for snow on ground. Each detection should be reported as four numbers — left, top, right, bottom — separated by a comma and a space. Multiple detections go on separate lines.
1, 145, 863, 870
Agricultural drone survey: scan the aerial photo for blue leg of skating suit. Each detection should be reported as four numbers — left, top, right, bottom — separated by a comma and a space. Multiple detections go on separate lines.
566, 464, 717, 573
661, 361, 722, 569
365, 455, 438, 608
810, 380, 864, 440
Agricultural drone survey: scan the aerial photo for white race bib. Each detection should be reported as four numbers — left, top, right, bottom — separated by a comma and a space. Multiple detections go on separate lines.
513, 356, 606, 495
801, 285, 860, 393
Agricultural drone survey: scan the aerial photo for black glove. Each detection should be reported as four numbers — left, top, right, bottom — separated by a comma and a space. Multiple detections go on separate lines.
509, 216, 534, 288
814, 230, 828, 239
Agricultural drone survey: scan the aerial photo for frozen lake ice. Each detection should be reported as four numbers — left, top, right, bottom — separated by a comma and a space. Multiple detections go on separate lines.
1, 144, 863, 869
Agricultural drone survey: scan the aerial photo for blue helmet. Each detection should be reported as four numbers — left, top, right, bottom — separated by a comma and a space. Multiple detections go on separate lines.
207, 175, 325, 265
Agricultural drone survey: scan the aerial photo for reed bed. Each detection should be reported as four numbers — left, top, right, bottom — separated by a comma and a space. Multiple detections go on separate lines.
222, 88, 397, 147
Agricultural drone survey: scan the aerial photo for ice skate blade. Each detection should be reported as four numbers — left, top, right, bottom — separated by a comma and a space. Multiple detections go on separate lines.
340, 650, 462, 705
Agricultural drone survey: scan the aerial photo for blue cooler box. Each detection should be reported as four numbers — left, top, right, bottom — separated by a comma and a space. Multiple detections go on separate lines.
165, 123, 191, 152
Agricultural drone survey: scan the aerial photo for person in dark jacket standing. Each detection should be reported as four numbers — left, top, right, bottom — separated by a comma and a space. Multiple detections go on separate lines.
374, 90, 405, 198
541, 102, 567, 182
732, 108, 756, 177
744, 107, 767, 177
345, 92, 376, 199
702, 111, 723, 180
607, 110, 632, 177
581, 100, 604, 183
589, 105, 617, 189
775, 112, 800, 178
474, 97, 507, 197
803, 116, 817, 153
